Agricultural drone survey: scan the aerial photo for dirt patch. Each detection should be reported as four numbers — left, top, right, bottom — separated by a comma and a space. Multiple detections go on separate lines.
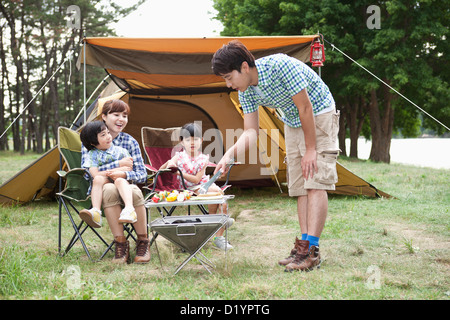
236, 209, 256, 221
386, 221, 449, 250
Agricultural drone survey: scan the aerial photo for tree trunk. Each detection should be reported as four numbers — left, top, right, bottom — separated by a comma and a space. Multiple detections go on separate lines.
0, 27, 7, 150
344, 96, 367, 158
368, 88, 394, 163
2, 4, 38, 154
337, 106, 347, 157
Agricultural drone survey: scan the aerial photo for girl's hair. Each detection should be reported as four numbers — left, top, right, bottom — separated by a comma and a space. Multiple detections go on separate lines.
80, 121, 108, 151
101, 99, 131, 116
179, 122, 202, 141
212, 40, 256, 76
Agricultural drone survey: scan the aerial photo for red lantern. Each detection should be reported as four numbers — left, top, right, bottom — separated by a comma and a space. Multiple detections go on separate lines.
310, 35, 325, 67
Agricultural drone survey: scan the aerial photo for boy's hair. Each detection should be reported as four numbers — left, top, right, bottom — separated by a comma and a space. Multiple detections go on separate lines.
101, 99, 131, 116
179, 122, 202, 141
80, 121, 108, 151
212, 40, 256, 76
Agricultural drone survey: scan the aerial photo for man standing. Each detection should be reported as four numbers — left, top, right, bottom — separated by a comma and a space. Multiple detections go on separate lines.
212, 40, 339, 272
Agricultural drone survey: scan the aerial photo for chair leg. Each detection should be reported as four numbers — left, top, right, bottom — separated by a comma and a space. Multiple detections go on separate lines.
59, 197, 93, 261
66, 200, 113, 251
58, 196, 63, 255
58, 195, 115, 262
100, 240, 115, 260
65, 221, 90, 255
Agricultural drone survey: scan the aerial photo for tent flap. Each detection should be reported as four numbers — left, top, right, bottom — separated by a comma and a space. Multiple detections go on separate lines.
79, 36, 317, 94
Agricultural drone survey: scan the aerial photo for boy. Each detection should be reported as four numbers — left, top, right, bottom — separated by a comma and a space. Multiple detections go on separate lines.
212, 40, 340, 272
80, 121, 137, 228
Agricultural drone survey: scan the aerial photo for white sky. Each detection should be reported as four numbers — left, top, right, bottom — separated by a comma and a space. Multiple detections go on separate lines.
112, 0, 224, 37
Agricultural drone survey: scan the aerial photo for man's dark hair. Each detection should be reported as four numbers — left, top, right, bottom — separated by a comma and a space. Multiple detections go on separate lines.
80, 121, 108, 151
212, 40, 256, 75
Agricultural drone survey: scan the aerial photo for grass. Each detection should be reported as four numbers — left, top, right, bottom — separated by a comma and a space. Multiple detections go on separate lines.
0, 151, 449, 301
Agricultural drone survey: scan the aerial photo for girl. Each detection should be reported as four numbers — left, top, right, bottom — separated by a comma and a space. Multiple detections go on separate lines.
160, 122, 234, 251
80, 99, 150, 264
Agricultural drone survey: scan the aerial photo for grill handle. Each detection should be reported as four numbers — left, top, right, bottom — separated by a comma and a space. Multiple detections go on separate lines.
176, 224, 197, 236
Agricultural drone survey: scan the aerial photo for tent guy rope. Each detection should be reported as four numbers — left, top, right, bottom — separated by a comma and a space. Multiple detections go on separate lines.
0, 47, 107, 140
323, 37, 450, 132
0, 47, 77, 140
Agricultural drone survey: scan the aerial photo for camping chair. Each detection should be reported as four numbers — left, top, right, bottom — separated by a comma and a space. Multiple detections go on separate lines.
141, 126, 235, 243
56, 127, 136, 261
141, 126, 233, 212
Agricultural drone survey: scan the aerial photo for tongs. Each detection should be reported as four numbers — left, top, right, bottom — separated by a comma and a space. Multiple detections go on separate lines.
197, 159, 234, 195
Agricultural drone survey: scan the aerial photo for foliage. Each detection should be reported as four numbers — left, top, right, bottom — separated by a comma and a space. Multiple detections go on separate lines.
0, 0, 144, 153
213, 0, 449, 161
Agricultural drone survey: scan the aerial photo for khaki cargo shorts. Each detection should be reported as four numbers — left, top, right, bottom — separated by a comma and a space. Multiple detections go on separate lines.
102, 183, 145, 208
285, 110, 340, 197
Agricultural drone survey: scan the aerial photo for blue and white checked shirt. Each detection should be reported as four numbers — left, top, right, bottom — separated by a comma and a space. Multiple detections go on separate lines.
83, 145, 130, 170
81, 132, 147, 189
239, 53, 335, 127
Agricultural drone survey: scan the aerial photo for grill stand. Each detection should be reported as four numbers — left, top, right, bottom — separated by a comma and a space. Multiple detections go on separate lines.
146, 196, 233, 275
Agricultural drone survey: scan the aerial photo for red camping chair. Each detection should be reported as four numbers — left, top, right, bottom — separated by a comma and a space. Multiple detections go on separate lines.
141, 126, 233, 215
141, 126, 237, 249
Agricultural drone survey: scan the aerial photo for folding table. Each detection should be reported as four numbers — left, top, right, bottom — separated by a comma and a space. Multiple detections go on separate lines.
146, 195, 234, 275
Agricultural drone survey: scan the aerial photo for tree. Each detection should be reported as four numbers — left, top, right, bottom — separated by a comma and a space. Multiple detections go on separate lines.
213, 0, 449, 163
0, 0, 143, 153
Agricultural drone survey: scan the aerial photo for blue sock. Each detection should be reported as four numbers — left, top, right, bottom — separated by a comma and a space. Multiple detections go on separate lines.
306, 235, 320, 248
301, 233, 308, 240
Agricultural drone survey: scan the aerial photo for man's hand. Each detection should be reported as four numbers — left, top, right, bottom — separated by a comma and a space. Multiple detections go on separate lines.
301, 149, 318, 180
214, 154, 233, 177
292, 89, 317, 180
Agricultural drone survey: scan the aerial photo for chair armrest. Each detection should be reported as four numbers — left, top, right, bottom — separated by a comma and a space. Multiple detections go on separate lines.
57, 170, 67, 178
144, 164, 158, 173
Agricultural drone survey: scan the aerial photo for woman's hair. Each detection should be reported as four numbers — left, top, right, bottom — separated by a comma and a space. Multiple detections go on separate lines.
179, 122, 202, 141
212, 40, 256, 76
101, 99, 131, 116
80, 121, 108, 151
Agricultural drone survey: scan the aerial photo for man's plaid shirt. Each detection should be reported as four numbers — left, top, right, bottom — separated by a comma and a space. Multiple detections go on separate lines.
239, 53, 335, 127
81, 131, 147, 187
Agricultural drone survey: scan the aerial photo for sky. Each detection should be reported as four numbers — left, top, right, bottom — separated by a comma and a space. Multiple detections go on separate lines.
112, 0, 224, 37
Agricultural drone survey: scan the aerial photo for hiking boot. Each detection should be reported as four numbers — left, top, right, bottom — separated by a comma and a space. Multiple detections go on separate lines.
278, 237, 302, 266
134, 234, 151, 264
285, 241, 321, 272
213, 236, 233, 251
112, 236, 130, 264
79, 208, 102, 228
118, 207, 137, 224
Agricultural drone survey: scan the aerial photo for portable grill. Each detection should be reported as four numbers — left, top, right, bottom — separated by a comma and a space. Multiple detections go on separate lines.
150, 214, 230, 275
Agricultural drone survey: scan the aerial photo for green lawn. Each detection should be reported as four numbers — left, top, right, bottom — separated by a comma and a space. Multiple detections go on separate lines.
0, 151, 449, 300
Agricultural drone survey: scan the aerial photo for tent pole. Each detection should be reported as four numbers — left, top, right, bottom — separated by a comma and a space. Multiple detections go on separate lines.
83, 37, 86, 125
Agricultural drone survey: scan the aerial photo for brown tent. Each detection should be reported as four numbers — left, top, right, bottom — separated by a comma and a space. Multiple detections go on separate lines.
0, 36, 391, 204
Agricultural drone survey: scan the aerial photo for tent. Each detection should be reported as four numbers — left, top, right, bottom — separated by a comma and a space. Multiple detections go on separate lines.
0, 36, 392, 205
